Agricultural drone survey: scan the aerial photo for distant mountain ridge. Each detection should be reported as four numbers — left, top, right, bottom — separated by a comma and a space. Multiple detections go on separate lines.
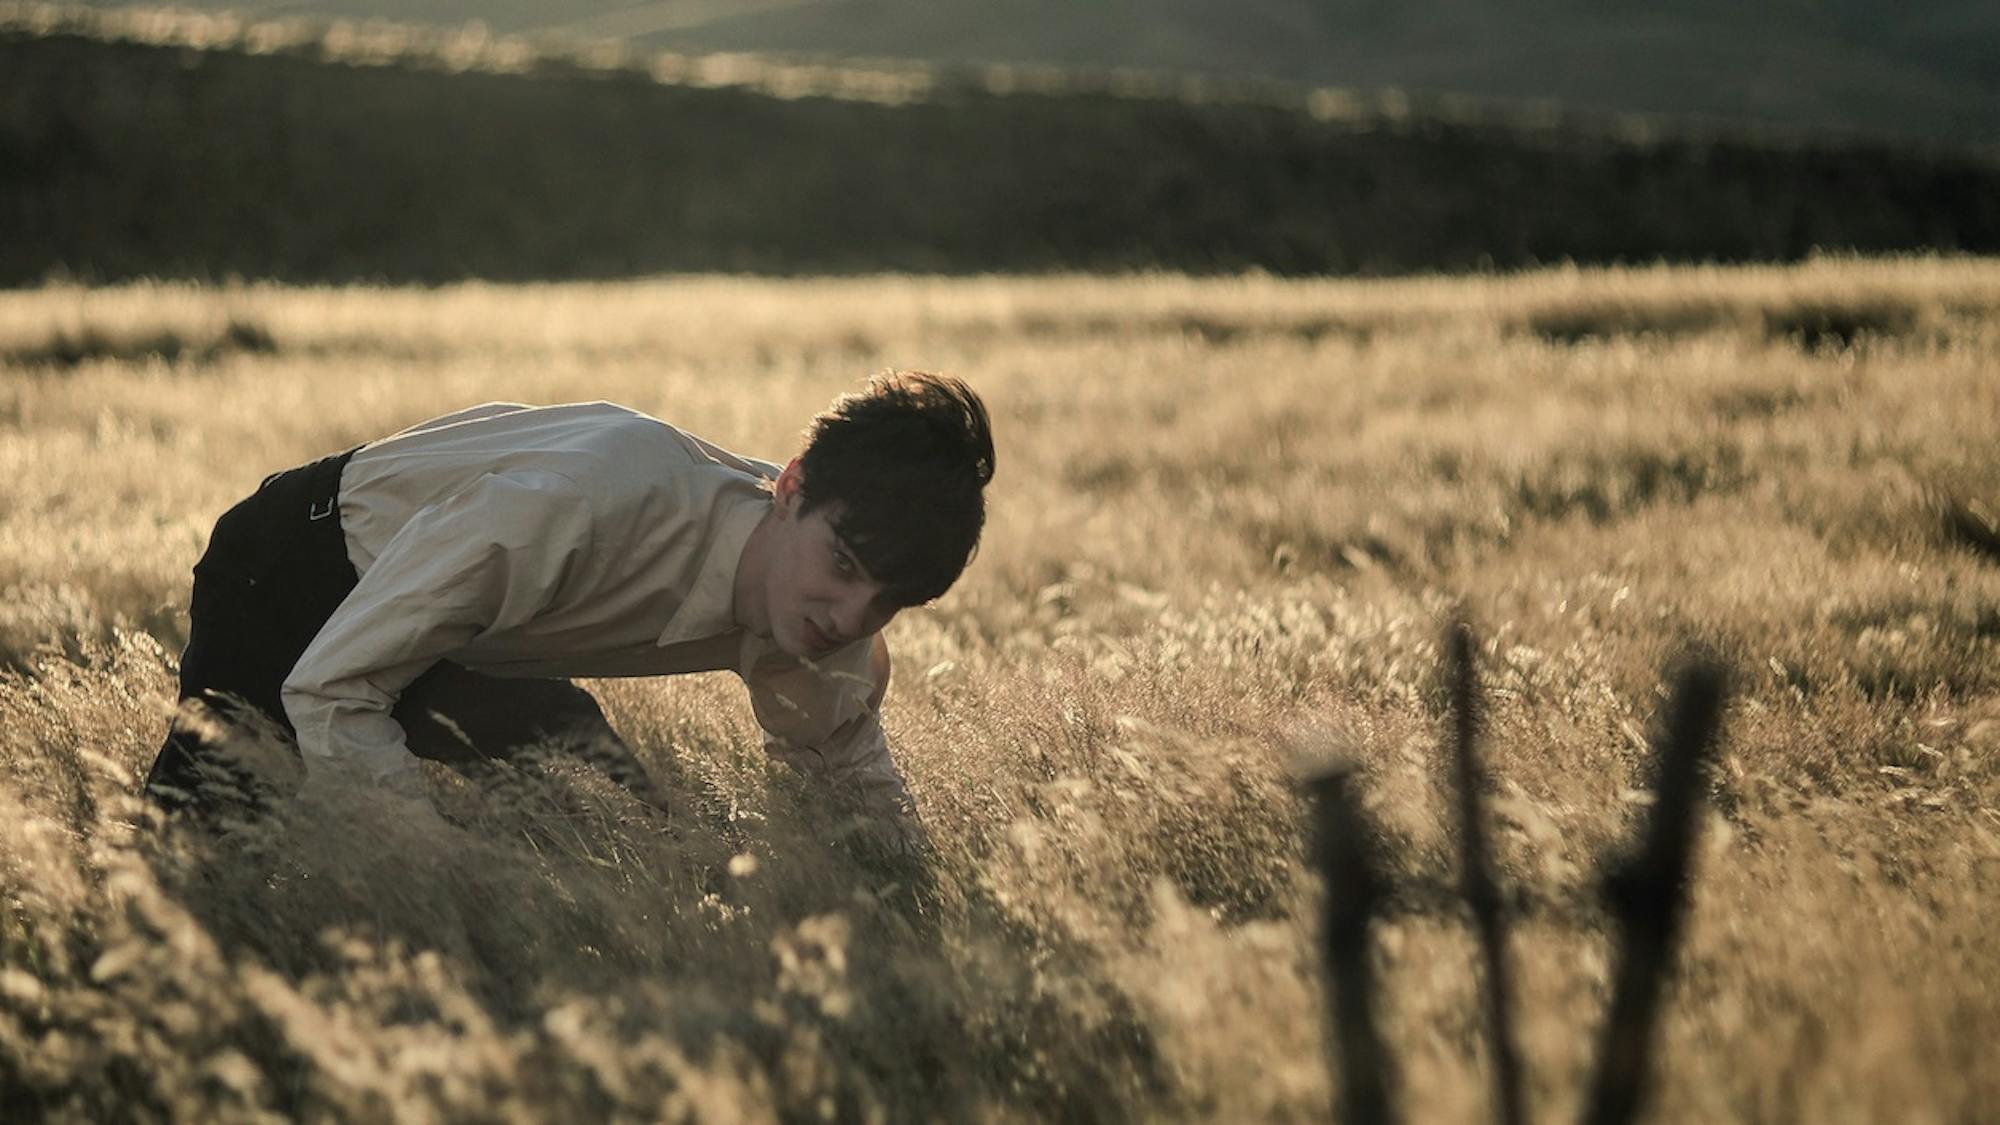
5, 8, 1997, 286
73, 0, 2000, 146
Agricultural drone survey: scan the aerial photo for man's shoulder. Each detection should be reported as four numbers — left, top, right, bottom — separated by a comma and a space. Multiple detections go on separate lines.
573, 405, 782, 486
524, 407, 776, 556
742, 642, 880, 749
742, 635, 879, 706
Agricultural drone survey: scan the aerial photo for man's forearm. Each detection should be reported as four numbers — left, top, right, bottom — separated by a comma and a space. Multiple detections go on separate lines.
281, 685, 426, 784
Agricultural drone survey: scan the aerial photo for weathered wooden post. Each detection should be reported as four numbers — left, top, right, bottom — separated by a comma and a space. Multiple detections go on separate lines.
1580, 661, 1728, 1125
1305, 764, 1399, 1125
1444, 620, 1526, 1125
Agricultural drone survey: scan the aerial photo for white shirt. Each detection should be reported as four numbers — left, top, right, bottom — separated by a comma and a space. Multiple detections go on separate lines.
280, 401, 914, 820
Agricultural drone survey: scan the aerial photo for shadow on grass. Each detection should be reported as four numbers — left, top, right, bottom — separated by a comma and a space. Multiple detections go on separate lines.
0, 319, 276, 370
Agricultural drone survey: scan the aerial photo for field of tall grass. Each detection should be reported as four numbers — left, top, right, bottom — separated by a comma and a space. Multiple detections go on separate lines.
2, 257, 1997, 1121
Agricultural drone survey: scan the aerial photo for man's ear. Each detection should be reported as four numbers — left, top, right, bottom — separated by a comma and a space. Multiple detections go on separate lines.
773, 457, 805, 512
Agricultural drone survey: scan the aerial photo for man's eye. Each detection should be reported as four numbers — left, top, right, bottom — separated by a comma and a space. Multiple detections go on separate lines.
832, 548, 855, 575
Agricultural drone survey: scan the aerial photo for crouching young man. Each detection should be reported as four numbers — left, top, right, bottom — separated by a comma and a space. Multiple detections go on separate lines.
144, 372, 994, 853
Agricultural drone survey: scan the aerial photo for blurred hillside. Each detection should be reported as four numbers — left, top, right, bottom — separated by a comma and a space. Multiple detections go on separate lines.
73, 0, 2000, 146
3, 6, 1998, 285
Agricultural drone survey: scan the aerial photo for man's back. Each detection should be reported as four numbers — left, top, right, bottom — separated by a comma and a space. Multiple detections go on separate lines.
338, 400, 780, 579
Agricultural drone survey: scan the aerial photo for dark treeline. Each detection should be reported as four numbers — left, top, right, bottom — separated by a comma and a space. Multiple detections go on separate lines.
3, 27, 1998, 285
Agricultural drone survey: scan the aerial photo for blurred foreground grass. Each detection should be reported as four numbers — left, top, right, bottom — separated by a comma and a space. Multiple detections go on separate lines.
2, 257, 1998, 1121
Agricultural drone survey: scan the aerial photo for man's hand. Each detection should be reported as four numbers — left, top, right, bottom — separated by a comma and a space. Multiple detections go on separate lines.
295, 760, 453, 837
843, 809, 933, 863
379, 769, 454, 836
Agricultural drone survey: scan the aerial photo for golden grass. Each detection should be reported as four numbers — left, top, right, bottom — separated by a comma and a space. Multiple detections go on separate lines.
2, 256, 1998, 1121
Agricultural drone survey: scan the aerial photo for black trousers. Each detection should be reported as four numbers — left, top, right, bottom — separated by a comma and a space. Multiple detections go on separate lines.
144, 447, 660, 819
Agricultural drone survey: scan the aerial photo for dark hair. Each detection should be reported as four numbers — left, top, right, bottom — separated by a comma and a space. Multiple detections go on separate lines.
798, 371, 995, 606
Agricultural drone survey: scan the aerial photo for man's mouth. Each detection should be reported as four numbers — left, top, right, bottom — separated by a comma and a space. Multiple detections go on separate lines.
803, 619, 837, 653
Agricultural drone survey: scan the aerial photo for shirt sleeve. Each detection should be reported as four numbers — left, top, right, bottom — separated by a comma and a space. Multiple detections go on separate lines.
281, 469, 595, 785
746, 643, 922, 838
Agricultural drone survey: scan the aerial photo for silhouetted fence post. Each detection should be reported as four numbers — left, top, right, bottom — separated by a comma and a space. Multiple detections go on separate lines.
1305, 764, 1399, 1125
1305, 638, 1728, 1125
1580, 662, 1728, 1125
1444, 621, 1526, 1125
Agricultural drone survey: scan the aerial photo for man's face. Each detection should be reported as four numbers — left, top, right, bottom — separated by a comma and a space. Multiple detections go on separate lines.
762, 486, 900, 660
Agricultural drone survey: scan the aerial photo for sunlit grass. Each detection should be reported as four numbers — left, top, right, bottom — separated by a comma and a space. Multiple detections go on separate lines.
2, 257, 1997, 1120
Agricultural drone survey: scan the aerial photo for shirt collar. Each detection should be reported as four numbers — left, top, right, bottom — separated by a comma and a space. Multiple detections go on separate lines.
657, 487, 770, 647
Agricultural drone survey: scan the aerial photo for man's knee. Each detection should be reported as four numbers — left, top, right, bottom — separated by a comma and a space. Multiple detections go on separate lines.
144, 696, 300, 823
398, 666, 619, 762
